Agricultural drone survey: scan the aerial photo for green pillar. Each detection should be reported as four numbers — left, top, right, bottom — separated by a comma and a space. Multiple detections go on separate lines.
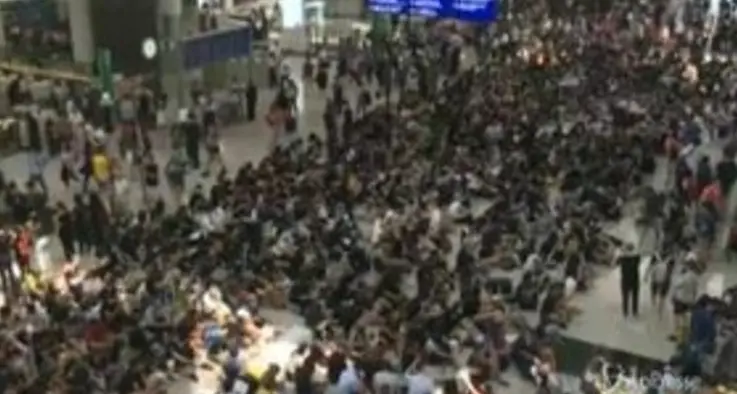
96, 48, 114, 96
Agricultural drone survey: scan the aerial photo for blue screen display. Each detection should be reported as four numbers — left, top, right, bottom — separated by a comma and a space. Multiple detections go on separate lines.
367, 0, 497, 23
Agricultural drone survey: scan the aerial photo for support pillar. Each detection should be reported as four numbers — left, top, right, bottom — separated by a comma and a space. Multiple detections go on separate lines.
323, 0, 363, 18
68, 0, 94, 64
159, 0, 184, 112
0, 12, 6, 59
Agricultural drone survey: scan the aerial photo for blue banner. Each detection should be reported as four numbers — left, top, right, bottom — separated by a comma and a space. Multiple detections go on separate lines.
367, 0, 497, 23
183, 26, 252, 70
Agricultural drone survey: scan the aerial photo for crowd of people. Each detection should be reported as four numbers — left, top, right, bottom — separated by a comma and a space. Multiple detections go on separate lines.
2, 0, 737, 393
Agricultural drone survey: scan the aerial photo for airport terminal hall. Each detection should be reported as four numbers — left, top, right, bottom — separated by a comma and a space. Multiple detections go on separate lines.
2, 0, 737, 393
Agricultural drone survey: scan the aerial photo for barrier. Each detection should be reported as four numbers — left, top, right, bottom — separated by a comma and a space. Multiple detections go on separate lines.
0, 62, 90, 83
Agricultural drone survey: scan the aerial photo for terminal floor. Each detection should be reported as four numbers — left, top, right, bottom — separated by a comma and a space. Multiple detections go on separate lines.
1, 57, 736, 393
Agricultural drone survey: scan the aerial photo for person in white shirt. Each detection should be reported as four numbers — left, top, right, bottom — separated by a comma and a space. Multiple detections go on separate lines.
371, 217, 384, 245
406, 372, 434, 394
449, 197, 471, 223
429, 203, 444, 235
671, 261, 700, 341
645, 253, 673, 317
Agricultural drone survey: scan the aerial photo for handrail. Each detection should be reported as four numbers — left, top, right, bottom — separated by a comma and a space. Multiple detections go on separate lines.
0, 62, 90, 83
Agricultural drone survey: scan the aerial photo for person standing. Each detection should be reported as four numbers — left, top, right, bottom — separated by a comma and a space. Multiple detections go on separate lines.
166, 147, 188, 206
142, 153, 160, 208
56, 203, 75, 261
671, 257, 700, 343
27, 150, 48, 196
88, 192, 110, 258
246, 80, 258, 122
323, 100, 337, 162
689, 296, 716, 354
119, 93, 137, 127
617, 244, 641, 318
91, 146, 111, 191
645, 253, 675, 318
204, 127, 222, 178
73, 194, 93, 256
59, 143, 77, 189
0, 229, 17, 300
183, 111, 201, 170
100, 92, 114, 133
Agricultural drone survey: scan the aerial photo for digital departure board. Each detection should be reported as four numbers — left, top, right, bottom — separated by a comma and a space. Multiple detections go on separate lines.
367, 0, 497, 23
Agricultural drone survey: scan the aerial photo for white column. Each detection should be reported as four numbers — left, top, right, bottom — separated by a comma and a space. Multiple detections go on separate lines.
0, 12, 5, 51
324, 0, 363, 18
160, 0, 182, 17
68, 0, 94, 64
159, 0, 184, 110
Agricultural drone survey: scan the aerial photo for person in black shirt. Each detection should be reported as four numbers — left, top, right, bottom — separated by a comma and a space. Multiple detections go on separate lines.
183, 112, 201, 170
618, 244, 641, 318
56, 203, 75, 261
26, 112, 42, 153
716, 155, 737, 194
73, 194, 93, 255
143, 153, 160, 206
0, 230, 16, 299
246, 80, 258, 121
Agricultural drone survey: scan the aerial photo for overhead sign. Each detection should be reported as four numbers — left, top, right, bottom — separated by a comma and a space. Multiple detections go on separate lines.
367, 0, 497, 23
183, 26, 252, 70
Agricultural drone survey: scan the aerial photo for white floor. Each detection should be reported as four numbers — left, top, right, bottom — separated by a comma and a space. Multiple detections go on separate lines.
567, 139, 737, 363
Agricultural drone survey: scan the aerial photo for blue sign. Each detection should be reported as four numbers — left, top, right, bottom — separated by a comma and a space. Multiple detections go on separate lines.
367, 0, 497, 23
183, 26, 252, 70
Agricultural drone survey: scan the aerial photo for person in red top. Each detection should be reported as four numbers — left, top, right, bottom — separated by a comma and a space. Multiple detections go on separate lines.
84, 314, 111, 348
14, 225, 32, 272
701, 181, 724, 212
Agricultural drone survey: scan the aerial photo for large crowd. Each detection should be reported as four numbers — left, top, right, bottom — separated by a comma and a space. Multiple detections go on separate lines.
2, 0, 737, 393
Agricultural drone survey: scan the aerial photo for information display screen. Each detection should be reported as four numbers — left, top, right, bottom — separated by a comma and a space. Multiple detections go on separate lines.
367, 0, 497, 22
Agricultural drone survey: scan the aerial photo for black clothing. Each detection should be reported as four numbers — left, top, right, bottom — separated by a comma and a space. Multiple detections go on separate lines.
717, 159, 737, 193
7, 78, 21, 106
27, 114, 42, 152
246, 84, 258, 121
618, 253, 640, 283
73, 204, 93, 254
144, 162, 159, 187
0, 232, 15, 299
58, 211, 75, 260
621, 280, 640, 317
184, 121, 201, 169
317, 69, 328, 90
618, 253, 640, 316
102, 105, 114, 132
539, 292, 559, 322
203, 108, 217, 131
564, 254, 581, 279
